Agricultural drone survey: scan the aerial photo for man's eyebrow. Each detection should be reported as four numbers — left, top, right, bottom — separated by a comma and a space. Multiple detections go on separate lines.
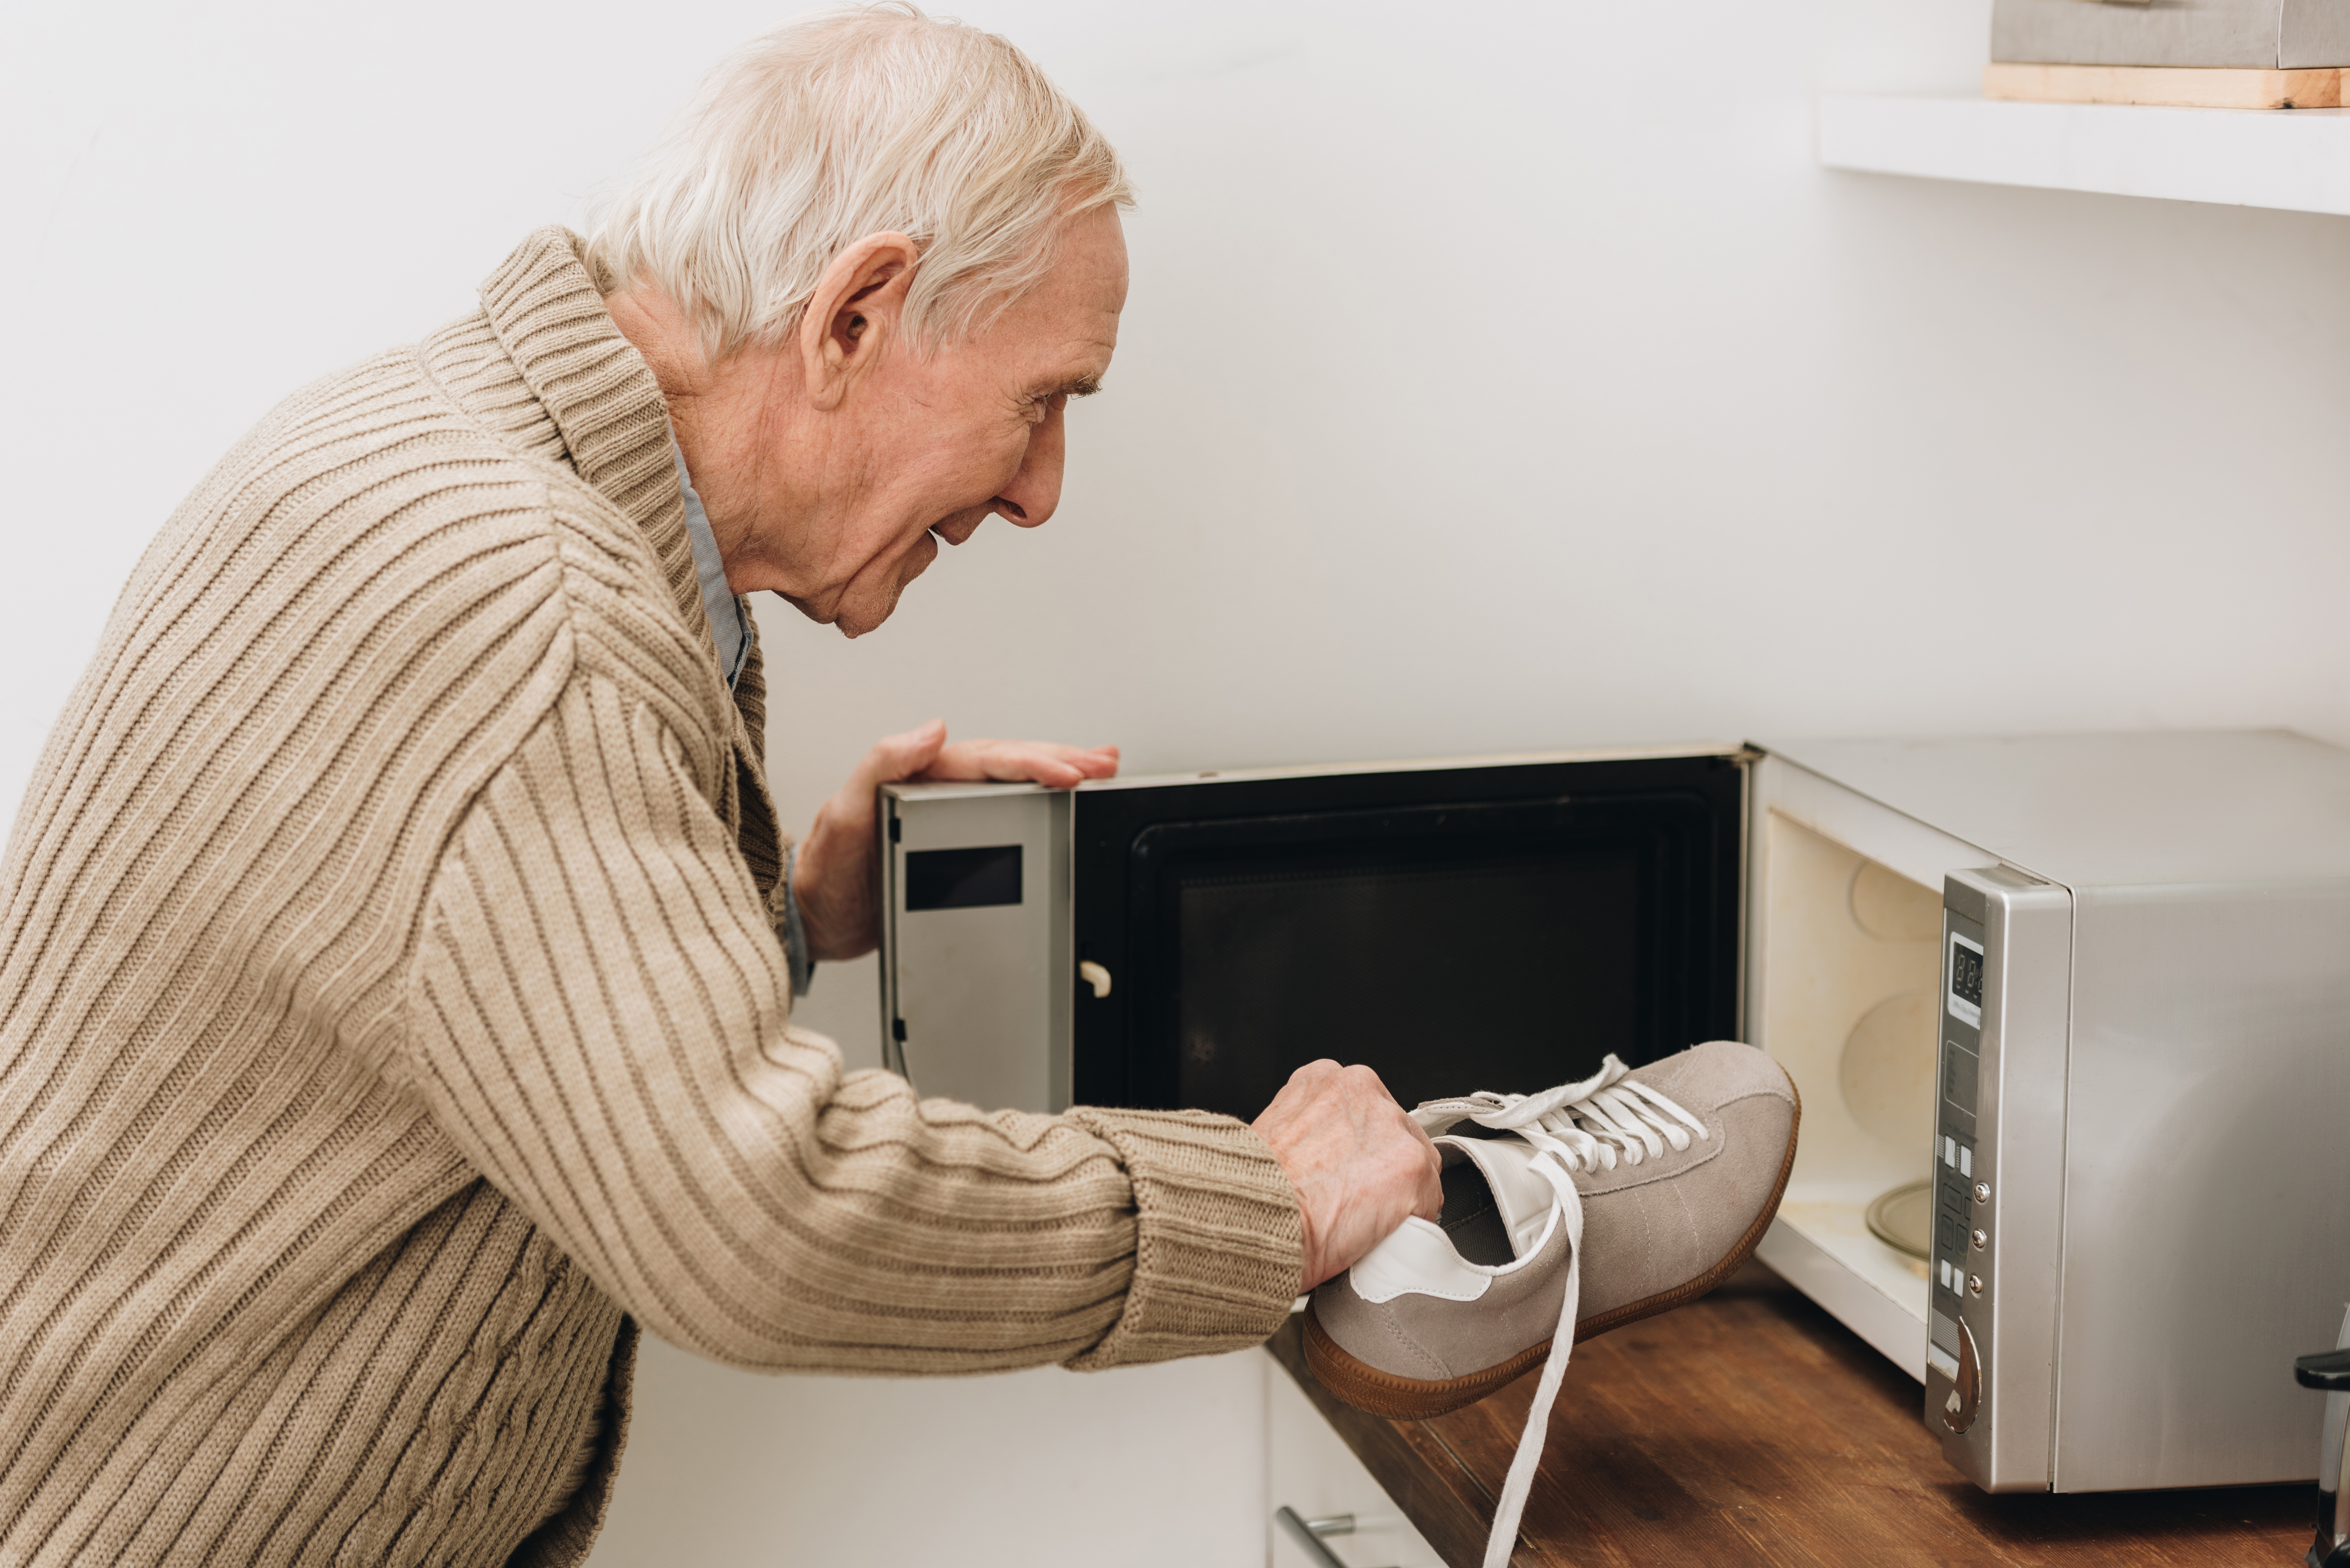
1046, 373, 1104, 399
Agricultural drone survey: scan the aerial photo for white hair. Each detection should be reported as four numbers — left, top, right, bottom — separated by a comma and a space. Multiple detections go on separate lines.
587, 4, 1132, 359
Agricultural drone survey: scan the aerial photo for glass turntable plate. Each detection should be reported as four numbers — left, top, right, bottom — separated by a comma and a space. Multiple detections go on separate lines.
1864, 1180, 1932, 1261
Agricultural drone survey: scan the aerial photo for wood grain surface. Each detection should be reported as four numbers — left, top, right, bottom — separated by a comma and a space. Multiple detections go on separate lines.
1266, 1263, 2313, 1568
1982, 62, 2348, 110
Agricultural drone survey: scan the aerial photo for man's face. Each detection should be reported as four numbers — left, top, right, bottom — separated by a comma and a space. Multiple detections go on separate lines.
780, 205, 1129, 636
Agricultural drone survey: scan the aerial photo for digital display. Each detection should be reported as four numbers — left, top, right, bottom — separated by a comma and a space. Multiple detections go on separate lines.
904, 845, 1022, 910
1947, 932, 1984, 1028
1951, 945, 1983, 1008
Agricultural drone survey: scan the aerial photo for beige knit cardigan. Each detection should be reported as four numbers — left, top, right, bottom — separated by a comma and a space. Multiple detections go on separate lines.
0, 229, 1303, 1568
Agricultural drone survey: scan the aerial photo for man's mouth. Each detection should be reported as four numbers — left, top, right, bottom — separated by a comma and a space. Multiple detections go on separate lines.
930, 513, 987, 547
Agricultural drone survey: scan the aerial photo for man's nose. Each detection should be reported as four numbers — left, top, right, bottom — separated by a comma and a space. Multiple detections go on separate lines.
990, 400, 1066, 529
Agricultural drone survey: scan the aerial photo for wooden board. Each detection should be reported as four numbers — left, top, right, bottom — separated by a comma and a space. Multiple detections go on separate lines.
1984, 62, 2348, 110
1265, 1263, 2313, 1568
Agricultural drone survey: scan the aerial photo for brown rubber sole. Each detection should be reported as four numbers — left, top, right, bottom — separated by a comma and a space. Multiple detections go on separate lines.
1301, 1078, 1802, 1421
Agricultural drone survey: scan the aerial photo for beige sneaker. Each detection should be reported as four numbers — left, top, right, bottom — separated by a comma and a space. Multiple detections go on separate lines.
1302, 1042, 1798, 1568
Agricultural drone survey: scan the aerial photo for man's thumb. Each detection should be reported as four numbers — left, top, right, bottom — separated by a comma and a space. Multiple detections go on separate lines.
877, 719, 948, 782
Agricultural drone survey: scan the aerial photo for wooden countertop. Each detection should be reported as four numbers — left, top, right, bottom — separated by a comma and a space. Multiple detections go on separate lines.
1265, 1263, 2313, 1567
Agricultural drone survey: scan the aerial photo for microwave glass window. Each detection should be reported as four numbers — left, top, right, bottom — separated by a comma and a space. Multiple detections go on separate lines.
904, 845, 1023, 911
1071, 756, 1744, 1114
1172, 848, 1644, 1119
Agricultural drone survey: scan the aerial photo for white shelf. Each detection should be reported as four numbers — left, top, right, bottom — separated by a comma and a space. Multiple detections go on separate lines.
1818, 93, 2350, 217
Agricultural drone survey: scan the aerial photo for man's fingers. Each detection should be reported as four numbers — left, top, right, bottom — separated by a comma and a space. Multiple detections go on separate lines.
917, 739, 1120, 790
1247, 1056, 1444, 1277
948, 742, 1117, 785
1412, 1136, 1445, 1221
1405, 1112, 1440, 1157
1266, 1059, 1341, 1114
1380, 1086, 1444, 1222
857, 720, 949, 791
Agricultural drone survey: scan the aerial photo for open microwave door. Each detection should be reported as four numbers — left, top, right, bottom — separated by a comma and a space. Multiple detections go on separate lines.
1068, 747, 1748, 1116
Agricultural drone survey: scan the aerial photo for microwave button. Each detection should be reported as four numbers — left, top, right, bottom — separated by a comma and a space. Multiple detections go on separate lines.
1971, 1228, 1988, 1251
1958, 1144, 1972, 1178
1973, 1181, 1991, 1205
1967, 1273, 1984, 1296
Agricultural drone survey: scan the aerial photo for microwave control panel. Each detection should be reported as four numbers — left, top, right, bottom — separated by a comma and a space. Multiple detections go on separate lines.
1929, 911, 1988, 1428
1931, 867, 2072, 1494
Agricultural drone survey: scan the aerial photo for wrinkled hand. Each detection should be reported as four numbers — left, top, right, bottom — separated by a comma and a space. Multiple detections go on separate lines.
794, 720, 1120, 962
1253, 1061, 1444, 1292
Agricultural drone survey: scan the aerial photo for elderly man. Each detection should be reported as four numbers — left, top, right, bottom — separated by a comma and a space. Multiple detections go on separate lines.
0, 10, 1444, 1567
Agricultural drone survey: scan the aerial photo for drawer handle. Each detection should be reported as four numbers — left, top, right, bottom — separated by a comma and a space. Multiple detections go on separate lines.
1274, 1507, 1394, 1568
1079, 961, 1113, 999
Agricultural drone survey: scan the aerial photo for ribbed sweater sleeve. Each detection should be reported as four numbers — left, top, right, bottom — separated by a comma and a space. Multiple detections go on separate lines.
399, 669, 1303, 1374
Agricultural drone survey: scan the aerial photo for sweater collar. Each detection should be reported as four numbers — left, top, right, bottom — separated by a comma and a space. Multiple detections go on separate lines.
470, 229, 787, 901
475, 227, 705, 635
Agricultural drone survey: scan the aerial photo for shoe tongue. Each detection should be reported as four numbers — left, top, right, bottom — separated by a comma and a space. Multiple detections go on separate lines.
1436, 1135, 1555, 1260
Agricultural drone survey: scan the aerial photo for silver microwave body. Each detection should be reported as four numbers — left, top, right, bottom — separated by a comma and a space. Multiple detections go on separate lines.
1798, 732, 2350, 1493
2037, 872, 2350, 1491
878, 732, 2350, 1495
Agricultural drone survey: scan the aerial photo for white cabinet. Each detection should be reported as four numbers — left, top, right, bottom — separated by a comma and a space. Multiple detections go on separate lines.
591, 1337, 1268, 1567
1265, 1348, 1444, 1568
589, 1331, 1441, 1568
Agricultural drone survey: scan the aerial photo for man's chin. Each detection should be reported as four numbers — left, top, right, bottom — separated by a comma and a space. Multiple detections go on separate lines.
833, 551, 933, 639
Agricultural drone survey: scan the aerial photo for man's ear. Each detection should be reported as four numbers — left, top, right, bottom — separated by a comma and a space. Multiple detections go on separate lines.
800, 232, 921, 411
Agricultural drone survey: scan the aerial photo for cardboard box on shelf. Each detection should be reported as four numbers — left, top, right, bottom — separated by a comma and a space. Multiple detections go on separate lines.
1993, 0, 2350, 71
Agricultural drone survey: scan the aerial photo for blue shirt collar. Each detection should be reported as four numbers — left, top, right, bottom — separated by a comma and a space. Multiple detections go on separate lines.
669, 432, 753, 691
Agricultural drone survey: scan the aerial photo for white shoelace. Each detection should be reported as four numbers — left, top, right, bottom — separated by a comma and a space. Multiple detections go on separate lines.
1412, 1056, 1709, 1568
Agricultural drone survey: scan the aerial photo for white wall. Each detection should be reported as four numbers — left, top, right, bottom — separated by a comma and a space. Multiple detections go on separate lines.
9, 2, 2350, 1562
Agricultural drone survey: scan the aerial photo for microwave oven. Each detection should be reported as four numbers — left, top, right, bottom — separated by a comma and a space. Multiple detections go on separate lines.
876, 731, 2350, 1493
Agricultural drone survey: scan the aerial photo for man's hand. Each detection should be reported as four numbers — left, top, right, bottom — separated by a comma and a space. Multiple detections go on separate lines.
1253, 1061, 1444, 1292
794, 720, 1119, 962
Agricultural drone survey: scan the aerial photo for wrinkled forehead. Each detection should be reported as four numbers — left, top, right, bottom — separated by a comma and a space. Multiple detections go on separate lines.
989, 209, 1126, 386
